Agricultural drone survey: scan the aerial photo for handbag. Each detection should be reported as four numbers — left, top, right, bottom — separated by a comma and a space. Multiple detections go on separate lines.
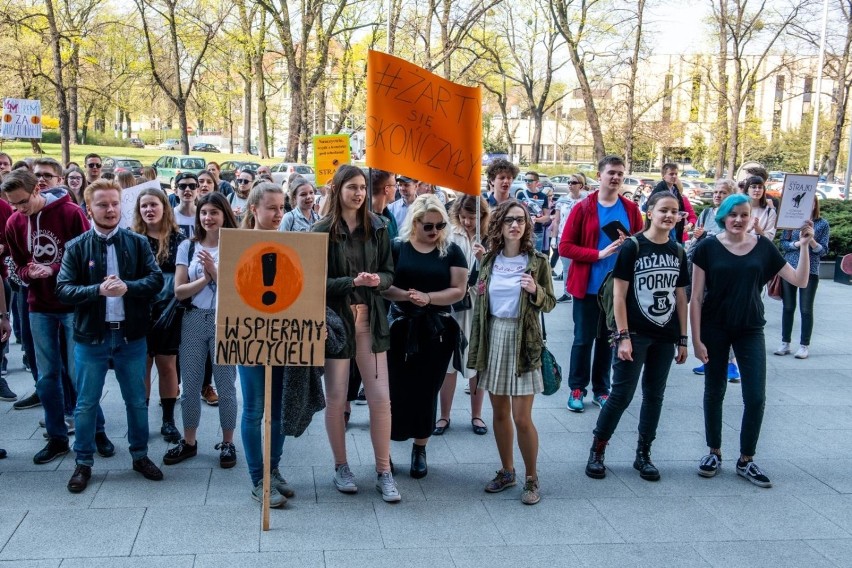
539, 312, 562, 396
451, 258, 480, 313
767, 273, 783, 301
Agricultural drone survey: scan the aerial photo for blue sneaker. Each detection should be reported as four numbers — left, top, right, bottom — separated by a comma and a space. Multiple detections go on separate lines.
567, 389, 585, 413
592, 394, 609, 408
692, 364, 705, 375
727, 363, 740, 383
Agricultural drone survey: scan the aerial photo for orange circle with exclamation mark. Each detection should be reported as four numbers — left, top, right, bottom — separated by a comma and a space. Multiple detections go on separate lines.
234, 241, 303, 313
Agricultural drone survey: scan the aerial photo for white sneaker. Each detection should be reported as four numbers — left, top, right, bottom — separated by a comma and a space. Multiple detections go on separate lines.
333, 463, 358, 493
251, 481, 287, 508
794, 345, 809, 359
773, 342, 791, 356
271, 468, 295, 498
375, 471, 401, 502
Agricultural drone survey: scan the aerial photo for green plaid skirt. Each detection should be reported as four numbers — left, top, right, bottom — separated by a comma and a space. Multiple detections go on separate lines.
477, 317, 543, 396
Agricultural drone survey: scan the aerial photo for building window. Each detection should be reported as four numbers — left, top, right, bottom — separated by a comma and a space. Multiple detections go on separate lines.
803, 76, 813, 103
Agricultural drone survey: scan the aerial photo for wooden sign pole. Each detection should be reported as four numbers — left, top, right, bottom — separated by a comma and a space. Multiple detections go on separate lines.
262, 365, 273, 531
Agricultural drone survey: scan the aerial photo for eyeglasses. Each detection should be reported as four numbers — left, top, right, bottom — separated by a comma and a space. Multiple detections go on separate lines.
34, 173, 56, 180
420, 221, 447, 232
236, 178, 252, 184
569, 181, 582, 185
178, 183, 198, 191
502, 216, 527, 226
524, 178, 536, 183
86, 163, 102, 169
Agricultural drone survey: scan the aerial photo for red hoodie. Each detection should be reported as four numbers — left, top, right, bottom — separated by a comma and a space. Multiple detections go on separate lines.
4, 188, 89, 312
558, 190, 644, 299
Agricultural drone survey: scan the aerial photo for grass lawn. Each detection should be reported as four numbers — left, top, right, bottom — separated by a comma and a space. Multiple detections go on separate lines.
0, 141, 289, 167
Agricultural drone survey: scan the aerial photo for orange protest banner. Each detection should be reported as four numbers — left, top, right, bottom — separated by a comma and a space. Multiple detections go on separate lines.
365, 50, 482, 195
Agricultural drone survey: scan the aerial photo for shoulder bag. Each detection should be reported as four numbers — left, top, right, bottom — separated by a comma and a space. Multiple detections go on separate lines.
539, 312, 562, 396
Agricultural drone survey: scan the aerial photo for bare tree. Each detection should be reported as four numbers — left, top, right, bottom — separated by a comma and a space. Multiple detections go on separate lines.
623, 0, 646, 173
43, 0, 70, 164
135, 0, 228, 155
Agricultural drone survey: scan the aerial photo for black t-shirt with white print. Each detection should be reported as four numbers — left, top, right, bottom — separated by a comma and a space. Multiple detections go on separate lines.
612, 233, 689, 341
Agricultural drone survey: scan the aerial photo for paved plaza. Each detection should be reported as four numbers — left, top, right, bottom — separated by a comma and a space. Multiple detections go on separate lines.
0, 280, 850, 567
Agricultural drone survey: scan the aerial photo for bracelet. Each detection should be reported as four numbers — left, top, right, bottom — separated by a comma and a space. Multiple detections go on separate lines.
677, 335, 688, 347
608, 329, 630, 346
426, 293, 432, 305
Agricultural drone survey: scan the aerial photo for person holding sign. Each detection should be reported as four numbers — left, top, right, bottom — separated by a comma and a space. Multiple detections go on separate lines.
132, 187, 186, 443
165, 193, 240, 469
467, 200, 555, 505
775, 199, 830, 360
585, 192, 689, 483
312, 165, 399, 502
235, 182, 296, 508
691, 194, 815, 488
384, 194, 467, 480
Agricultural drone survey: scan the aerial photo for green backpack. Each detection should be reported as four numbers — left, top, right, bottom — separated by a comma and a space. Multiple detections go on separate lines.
597, 236, 685, 332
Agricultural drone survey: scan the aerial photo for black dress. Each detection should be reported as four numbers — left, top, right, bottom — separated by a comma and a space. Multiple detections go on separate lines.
388, 241, 466, 441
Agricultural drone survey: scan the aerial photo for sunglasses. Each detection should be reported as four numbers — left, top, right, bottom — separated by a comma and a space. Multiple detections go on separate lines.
178, 183, 198, 191
524, 178, 536, 183
86, 163, 102, 169
420, 221, 447, 232
569, 181, 583, 185
502, 216, 527, 226
236, 178, 252, 184
34, 173, 56, 180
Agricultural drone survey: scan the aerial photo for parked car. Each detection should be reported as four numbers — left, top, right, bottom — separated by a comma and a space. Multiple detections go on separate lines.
218, 161, 261, 182
481, 152, 510, 167
681, 168, 701, 179
151, 155, 206, 190
621, 176, 646, 198
270, 163, 316, 185
548, 175, 573, 193
158, 139, 180, 151
768, 171, 786, 183
191, 143, 220, 153
129, 138, 145, 149
102, 157, 144, 177
817, 183, 847, 200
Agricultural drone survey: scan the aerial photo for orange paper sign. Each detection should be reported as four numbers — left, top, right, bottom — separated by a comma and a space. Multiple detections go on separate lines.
365, 50, 482, 195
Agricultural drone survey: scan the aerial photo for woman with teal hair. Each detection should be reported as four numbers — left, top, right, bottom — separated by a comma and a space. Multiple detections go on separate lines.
689, 194, 814, 489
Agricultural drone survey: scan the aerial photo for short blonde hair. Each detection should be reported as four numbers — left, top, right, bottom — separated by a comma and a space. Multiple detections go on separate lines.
398, 194, 451, 257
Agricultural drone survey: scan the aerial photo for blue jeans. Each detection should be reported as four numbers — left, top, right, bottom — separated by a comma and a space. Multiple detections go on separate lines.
30, 311, 89, 440
594, 334, 674, 442
74, 332, 149, 466
568, 295, 612, 397
238, 365, 285, 485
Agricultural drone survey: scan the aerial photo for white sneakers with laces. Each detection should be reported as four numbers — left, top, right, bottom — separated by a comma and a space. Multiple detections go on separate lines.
794, 345, 809, 359
774, 342, 791, 356
375, 471, 401, 502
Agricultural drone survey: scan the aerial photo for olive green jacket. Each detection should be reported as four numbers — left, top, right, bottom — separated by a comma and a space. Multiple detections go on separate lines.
467, 250, 556, 375
313, 213, 394, 358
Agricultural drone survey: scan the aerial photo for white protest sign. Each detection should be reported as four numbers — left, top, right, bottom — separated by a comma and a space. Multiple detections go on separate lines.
1, 99, 42, 139
776, 174, 818, 230
119, 180, 163, 228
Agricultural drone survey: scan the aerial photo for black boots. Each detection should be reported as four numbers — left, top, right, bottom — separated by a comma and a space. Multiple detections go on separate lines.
410, 443, 427, 479
585, 437, 607, 479
633, 437, 660, 481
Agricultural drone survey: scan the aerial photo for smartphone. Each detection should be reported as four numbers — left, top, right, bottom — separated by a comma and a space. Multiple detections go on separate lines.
601, 220, 630, 242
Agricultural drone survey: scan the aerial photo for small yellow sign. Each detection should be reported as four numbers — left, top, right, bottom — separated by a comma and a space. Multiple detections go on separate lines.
313, 134, 351, 187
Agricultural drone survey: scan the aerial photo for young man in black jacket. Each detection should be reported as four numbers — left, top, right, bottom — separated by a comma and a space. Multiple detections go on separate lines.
56, 179, 165, 493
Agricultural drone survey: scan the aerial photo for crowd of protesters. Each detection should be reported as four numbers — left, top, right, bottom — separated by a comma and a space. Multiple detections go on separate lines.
0, 151, 823, 506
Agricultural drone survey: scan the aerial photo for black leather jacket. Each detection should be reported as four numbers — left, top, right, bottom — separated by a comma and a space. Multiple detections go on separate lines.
56, 228, 164, 344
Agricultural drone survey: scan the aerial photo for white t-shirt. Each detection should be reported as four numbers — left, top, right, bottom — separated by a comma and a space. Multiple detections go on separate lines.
488, 253, 528, 318
174, 209, 195, 239
176, 240, 219, 309
229, 193, 249, 224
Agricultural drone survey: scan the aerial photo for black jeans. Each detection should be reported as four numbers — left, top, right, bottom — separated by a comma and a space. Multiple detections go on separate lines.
568, 295, 612, 397
781, 274, 819, 345
593, 334, 674, 442
702, 324, 766, 456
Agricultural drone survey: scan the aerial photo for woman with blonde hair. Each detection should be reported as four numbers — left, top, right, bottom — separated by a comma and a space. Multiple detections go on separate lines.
434, 194, 489, 436
132, 187, 186, 442
384, 194, 467, 478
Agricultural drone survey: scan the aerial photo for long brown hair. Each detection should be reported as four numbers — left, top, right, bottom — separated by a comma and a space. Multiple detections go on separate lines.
132, 187, 180, 264
486, 199, 535, 256
325, 164, 370, 241
449, 194, 490, 235
194, 192, 238, 242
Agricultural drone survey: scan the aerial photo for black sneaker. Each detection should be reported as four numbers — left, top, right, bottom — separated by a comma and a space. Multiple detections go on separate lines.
698, 453, 721, 478
556, 294, 572, 303
0, 378, 17, 401
160, 421, 181, 443
355, 387, 367, 405
215, 441, 237, 469
13, 391, 40, 410
163, 439, 197, 465
34, 438, 70, 464
22, 353, 30, 372
737, 459, 772, 488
